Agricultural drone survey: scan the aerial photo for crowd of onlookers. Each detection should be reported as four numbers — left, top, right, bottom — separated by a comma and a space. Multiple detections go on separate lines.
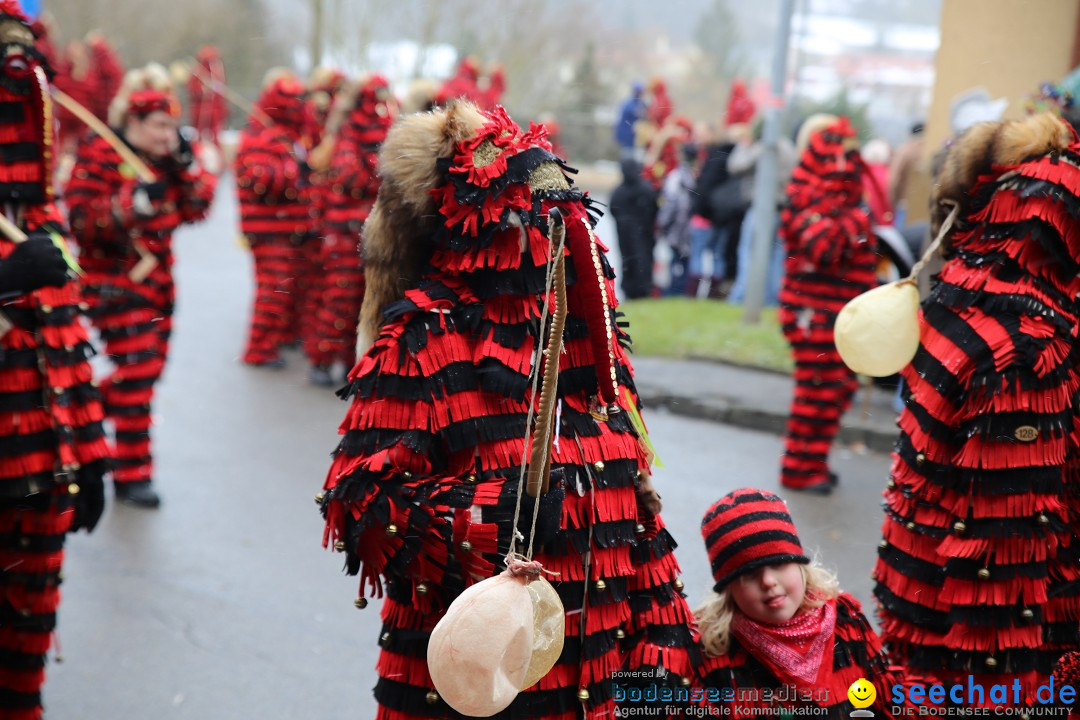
609, 78, 927, 304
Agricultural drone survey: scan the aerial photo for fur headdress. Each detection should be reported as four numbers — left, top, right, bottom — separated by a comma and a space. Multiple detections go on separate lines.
359, 102, 623, 410
0, 0, 52, 202
255, 68, 306, 130
108, 63, 176, 128
930, 112, 1073, 240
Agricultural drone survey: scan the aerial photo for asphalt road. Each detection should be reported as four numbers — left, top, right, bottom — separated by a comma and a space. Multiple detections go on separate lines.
46, 178, 893, 719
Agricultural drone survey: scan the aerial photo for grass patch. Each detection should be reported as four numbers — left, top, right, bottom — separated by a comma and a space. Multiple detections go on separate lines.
619, 298, 793, 373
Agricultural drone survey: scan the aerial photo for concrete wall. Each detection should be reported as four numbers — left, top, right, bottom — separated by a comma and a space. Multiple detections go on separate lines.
905, 0, 1080, 224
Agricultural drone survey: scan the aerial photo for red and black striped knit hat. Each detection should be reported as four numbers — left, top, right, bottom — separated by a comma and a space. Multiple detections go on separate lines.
702, 488, 810, 593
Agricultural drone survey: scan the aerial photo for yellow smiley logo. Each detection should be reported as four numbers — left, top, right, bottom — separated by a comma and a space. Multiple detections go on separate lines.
848, 678, 876, 709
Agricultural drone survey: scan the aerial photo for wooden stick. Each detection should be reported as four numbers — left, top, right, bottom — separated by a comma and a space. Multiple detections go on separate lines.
51, 88, 155, 182
51, 87, 159, 281
187, 60, 272, 127
526, 211, 569, 498
0, 213, 27, 244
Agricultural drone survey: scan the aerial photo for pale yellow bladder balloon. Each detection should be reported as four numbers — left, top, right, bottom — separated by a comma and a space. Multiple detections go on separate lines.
834, 280, 921, 377
427, 574, 534, 717
520, 577, 565, 689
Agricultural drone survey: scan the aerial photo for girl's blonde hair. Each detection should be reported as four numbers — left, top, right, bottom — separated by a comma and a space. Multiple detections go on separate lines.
695, 559, 840, 657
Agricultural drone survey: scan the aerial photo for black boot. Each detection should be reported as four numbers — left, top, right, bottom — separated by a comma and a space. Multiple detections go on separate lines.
309, 364, 334, 387
115, 481, 161, 509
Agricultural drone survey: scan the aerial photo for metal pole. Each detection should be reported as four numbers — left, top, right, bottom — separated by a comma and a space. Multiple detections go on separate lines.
742, 0, 795, 324
311, 0, 324, 69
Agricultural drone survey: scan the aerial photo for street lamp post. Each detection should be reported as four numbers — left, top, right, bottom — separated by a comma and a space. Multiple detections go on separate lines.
743, 0, 796, 324
311, 0, 324, 69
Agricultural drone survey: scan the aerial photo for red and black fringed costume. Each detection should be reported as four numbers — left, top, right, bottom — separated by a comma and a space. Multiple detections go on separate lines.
187, 45, 227, 147
777, 118, 876, 493
698, 594, 895, 720
66, 90, 216, 494
0, 6, 110, 717
307, 75, 393, 373
235, 74, 314, 366
696, 489, 899, 720
319, 103, 698, 719
874, 114, 1080, 697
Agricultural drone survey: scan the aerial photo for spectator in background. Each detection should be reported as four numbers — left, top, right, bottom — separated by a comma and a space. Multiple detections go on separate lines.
727, 121, 798, 305
861, 138, 894, 226
686, 125, 742, 298
610, 157, 658, 299
643, 114, 693, 190
435, 56, 482, 107
614, 81, 645, 161
655, 141, 698, 295
645, 76, 673, 129
188, 44, 228, 148
538, 112, 566, 159
85, 31, 123, 122
888, 121, 924, 229
476, 62, 505, 110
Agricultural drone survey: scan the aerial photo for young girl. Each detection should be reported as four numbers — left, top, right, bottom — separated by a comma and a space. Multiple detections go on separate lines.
696, 488, 897, 719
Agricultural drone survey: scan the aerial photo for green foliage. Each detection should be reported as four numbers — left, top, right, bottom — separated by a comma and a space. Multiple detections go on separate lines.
620, 298, 793, 373
787, 88, 873, 141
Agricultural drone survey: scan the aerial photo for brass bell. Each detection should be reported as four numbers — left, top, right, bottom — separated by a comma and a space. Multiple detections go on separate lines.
984, 657, 998, 669
466, 474, 477, 483
1037, 514, 1050, 526
915, 453, 926, 465
67, 483, 80, 496
402, 471, 412, 479
680, 677, 692, 687
887, 480, 896, 490
426, 690, 439, 705
315, 492, 326, 504
878, 540, 888, 549
334, 540, 346, 551
594, 579, 607, 592
381, 632, 391, 644
977, 568, 990, 580
460, 540, 472, 552
354, 597, 368, 609
953, 521, 966, 533
1021, 608, 1034, 619
635, 524, 646, 535
386, 524, 398, 537
906, 521, 916, 531
593, 461, 605, 472
673, 579, 685, 591
416, 582, 429, 595
615, 628, 625, 639
577, 688, 590, 702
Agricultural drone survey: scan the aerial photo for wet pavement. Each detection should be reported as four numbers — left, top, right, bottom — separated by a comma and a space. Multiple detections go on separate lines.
46, 178, 893, 719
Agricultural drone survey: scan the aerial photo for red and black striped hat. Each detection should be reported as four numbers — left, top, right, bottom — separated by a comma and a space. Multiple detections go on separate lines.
702, 488, 809, 593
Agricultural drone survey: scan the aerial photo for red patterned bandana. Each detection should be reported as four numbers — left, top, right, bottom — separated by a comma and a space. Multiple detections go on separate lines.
731, 598, 837, 688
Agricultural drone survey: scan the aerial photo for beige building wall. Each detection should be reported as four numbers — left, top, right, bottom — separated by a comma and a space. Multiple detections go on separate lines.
905, 0, 1080, 224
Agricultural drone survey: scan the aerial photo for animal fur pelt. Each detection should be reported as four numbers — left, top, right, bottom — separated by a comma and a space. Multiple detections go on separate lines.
931, 111, 1073, 239
356, 100, 487, 353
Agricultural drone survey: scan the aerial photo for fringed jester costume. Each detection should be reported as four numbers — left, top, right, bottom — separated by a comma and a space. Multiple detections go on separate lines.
234, 71, 315, 367
873, 112, 1080, 696
777, 117, 877, 494
306, 74, 395, 381
696, 490, 897, 720
318, 102, 697, 719
66, 64, 217, 506
0, 4, 110, 716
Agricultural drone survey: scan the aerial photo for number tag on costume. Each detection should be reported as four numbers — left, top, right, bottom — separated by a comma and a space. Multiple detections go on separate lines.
1015, 426, 1039, 442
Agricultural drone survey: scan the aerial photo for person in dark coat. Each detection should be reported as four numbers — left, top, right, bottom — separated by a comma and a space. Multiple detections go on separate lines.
610, 158, 658, 299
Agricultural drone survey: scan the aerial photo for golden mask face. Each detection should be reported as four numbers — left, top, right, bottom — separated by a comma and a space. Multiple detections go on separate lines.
848, 678, 877, 709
